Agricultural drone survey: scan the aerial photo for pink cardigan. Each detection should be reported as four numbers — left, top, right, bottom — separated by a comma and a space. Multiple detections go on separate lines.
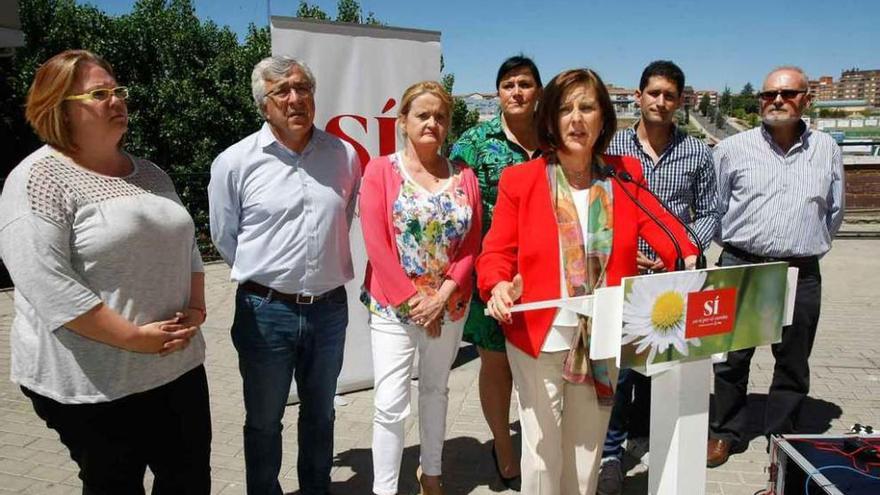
359, 154, 483, 307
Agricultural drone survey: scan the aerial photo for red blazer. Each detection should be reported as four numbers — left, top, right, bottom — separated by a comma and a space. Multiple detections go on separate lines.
476, 155, 698, 358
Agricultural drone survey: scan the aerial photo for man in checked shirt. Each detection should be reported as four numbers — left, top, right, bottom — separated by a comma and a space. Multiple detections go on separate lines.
597, 60, 717, 495
707, 66, 844, 468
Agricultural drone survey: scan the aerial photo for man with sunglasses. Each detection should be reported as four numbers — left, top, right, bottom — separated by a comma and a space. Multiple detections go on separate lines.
208, 56, 360, 495
707, 66, 844, 468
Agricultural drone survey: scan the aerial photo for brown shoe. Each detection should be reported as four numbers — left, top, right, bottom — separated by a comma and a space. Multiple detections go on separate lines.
707, 438, 732, 468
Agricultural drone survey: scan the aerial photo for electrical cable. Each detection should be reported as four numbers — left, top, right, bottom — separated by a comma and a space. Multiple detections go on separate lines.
803, 464, 880, 494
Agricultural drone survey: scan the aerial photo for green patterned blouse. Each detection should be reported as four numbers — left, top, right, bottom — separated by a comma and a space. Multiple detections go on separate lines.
449, 115, 541, 351
449, 115, 541, 235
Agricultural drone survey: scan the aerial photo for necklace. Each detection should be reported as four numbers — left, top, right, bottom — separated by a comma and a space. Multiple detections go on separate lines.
403, 151, 445, 183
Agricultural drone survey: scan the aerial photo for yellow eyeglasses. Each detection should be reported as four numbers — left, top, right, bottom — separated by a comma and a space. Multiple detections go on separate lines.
64, 87, 130, 102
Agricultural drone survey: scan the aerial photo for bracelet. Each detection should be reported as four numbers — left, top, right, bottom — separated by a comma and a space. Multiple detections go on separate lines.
188, 306, 207, 321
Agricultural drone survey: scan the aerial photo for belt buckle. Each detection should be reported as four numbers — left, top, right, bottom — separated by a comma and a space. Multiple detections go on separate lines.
295, 293, 316, 305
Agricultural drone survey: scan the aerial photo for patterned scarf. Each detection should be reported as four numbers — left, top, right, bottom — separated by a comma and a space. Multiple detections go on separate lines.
548, 156, 616, 405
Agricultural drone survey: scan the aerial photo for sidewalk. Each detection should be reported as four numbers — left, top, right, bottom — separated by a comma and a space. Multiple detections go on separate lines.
0, 240, 878, 494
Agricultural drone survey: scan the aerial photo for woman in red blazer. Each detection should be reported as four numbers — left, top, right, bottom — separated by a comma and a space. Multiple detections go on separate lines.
477, 69, 697, 494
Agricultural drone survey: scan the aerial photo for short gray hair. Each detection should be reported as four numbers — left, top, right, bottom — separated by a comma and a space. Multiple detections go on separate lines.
251, 56, 316, 114
765, 66, 810, 89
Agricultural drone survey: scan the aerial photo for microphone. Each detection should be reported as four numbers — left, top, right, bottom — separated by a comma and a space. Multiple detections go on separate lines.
598, 164, 686, 271
611, 167, 707, 270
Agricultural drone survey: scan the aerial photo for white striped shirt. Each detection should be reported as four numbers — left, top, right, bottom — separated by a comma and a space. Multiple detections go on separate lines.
714, 122, 845, 258
607, 125, 717, 261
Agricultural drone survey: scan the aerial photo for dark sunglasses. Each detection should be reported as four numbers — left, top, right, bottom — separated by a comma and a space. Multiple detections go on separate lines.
758, 89, 807, 101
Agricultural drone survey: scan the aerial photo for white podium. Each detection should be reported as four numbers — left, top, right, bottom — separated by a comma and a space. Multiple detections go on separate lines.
501, 262, 798, 495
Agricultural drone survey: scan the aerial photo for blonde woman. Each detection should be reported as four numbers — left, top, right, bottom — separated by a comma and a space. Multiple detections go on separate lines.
359, 81, 482, 495
0, 50, 209, 493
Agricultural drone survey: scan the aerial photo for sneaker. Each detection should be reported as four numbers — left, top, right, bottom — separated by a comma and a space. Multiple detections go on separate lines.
627, 436, 650, 467
596, 458, 624, 495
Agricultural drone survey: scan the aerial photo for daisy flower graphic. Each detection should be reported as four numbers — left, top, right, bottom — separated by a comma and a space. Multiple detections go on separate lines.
622, 271, 708, 365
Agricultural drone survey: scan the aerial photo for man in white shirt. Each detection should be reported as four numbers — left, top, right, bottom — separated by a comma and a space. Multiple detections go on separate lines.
208, 55, 361, 495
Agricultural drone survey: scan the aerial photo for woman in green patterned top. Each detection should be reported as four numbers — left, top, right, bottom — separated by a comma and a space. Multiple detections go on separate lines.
448, 55, 543, 490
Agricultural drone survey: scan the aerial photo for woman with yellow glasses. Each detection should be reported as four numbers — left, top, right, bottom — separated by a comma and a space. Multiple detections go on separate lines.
0, 50, 211, 493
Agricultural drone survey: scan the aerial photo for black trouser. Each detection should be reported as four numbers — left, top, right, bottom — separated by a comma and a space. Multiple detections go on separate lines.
709, 250, 822, 445
22, 365, 212, 495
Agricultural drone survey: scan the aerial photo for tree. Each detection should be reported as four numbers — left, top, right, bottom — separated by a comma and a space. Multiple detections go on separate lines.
442, 73, 479, 149
698, 94, 710, 116
734, 83, 758, 114
714, 108, 726, 129
335, 0, 361, 23
296, 0, 381, 24
296, 1, 329, 20
745, 113, 760, 128
2, 0, 272, 258
719, 86, 732, 114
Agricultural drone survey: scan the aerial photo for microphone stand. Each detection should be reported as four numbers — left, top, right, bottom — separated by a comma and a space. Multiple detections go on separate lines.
612, 169, 707, 270
598, 165, 686, 272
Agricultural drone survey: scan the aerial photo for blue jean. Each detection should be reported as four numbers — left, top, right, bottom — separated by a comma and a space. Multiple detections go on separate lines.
602, 368, 651, 460
231, 286, 348, 495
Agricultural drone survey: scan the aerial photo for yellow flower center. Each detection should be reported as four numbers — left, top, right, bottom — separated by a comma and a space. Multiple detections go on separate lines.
650, 291, 685, 333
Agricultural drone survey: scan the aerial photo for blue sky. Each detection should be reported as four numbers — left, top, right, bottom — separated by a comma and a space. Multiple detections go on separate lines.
85, 0, 878, 94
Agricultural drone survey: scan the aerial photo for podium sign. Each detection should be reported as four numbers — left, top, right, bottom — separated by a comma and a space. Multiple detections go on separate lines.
620, 262, 789, 369
497, 262, 797, 495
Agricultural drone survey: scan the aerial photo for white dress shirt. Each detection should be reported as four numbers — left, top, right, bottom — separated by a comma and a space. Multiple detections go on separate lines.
208, 123, 361, 295
714, 123, 845, 258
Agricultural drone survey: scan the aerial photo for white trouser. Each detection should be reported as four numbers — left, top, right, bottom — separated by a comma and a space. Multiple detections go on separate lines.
507, 341, 618, 495
370, 314, 465, 495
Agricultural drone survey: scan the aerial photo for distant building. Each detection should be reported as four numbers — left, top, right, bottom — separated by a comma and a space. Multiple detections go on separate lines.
809, 69, 880, 106
607, 84, 637, 116
458, 92, 500, 122
682, 86, 697, 108
695, 90, 719, 107
809, 76, 836, 101
458, 84, 640, 121
837, 68, 880, 106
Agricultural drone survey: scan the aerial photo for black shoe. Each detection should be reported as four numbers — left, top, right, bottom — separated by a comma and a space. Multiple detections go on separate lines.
596, 458, 624, 495
491, 443, 521, 492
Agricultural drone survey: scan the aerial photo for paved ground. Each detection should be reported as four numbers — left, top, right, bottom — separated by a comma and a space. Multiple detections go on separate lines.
0, 240, 877, 494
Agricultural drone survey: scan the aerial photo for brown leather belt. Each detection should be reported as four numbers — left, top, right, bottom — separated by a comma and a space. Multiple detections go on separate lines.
239, 281, 341, 305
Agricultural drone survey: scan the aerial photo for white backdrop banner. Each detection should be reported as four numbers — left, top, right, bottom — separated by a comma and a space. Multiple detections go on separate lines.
270, 16, 442, 399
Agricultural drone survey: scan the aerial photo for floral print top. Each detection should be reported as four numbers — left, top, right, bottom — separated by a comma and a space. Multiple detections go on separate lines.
361, 152, 474, 323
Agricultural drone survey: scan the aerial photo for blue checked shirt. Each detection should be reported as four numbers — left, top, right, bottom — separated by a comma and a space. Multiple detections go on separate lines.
714, 123, 844, 258
607, 124, 718, 263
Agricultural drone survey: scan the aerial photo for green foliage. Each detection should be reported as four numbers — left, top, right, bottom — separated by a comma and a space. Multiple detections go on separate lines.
714, 108, 726, 129
719, 86, 732, 113
295, 0, 382, 24
745, 113, 760, 128
296, 1, 329, 20
714, 83, 758, 118
819, 108, 848, 118
2, 0, 272, 258
442, 73, 479, 150
336, 0, 362, 23
698, 93, 710, 116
